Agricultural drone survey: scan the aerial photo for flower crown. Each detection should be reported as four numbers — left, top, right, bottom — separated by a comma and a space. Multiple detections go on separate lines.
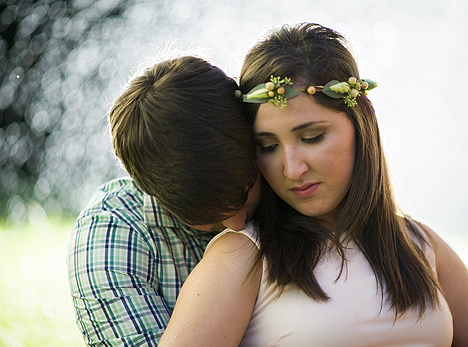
242, 75, 377, 108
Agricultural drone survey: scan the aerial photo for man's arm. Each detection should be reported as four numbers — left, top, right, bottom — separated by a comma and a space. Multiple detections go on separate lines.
158, 232, 261, 347
68, 212, 170, 346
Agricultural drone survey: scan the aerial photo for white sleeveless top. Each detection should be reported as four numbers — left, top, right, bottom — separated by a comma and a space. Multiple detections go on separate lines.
205, 222, 453, 347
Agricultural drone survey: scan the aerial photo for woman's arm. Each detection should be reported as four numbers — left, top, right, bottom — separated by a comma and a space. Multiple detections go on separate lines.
158, 231, 262, 347
419, 223, 468, 347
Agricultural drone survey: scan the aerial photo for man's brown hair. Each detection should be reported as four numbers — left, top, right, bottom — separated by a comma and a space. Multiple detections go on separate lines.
110, 56, 257, 225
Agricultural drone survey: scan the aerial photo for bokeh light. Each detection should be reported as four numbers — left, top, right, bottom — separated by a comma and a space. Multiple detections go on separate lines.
0, 0, 468, 247
1, 1, 467, 346
1, 0, 467, 235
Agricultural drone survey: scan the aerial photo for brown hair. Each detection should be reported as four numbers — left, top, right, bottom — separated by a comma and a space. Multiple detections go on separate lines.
240, 23, 440, 317
110, 56, 257, 225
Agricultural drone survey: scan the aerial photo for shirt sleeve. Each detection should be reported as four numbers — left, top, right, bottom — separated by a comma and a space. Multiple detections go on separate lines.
67, 211, 168, 346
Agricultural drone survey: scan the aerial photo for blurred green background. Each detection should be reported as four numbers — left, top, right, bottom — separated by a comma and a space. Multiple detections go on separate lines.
1, 0, 467, 345
0, 219, 84, 346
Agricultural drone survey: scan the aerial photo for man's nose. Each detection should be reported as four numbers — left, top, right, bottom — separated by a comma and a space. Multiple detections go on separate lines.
222, 208, 247, 231
222, 174, 261, 231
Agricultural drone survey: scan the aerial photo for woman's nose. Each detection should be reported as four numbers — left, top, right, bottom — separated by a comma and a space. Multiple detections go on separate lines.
283, 148, 308, 180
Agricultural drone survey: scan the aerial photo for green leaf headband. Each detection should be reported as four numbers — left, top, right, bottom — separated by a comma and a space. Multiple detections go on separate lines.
242, 75, 377, 108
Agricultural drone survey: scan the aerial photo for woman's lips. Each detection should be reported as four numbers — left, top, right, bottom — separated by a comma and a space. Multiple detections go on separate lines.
290, 182, 320, 198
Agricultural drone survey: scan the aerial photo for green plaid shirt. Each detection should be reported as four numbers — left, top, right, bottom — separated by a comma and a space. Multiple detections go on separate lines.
67, 178, 215, 346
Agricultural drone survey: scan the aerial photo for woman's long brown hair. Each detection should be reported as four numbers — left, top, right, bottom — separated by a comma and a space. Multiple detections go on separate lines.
241, 23, 441, 318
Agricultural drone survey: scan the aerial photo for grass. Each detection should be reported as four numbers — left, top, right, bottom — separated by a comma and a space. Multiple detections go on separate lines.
0, 217, 85, 347
0, 214, 466, 347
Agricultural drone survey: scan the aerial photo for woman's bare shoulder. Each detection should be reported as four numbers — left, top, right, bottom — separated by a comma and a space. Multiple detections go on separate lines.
158, 229, 261, 347
416, 221, 468, 347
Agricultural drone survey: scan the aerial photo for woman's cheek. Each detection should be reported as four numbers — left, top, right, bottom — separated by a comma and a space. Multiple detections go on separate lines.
256, 157, 284, 194
256, 156, 273, 178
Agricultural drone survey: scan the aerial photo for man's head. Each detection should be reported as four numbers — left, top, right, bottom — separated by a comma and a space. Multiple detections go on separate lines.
109, 56, 257, 226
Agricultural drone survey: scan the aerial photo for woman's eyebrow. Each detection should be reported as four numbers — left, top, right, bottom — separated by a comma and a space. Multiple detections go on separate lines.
254, 131, 274, 137
254, 121, 327, 137
291, 121, 326, 132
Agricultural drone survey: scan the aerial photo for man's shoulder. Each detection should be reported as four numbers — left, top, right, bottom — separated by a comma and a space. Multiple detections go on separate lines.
75, 177, 150, 227
70, 177, 210, 264
82, 177, 142, 211
76, 177, 185, 231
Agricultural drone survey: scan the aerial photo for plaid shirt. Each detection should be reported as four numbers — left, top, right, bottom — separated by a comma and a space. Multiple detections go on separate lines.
67, 178, 215, 346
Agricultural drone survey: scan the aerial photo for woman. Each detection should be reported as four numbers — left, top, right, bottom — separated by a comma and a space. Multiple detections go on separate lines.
158, 23, 468, 346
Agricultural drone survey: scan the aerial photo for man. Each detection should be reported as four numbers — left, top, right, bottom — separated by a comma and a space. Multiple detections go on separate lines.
67, 56, 259, 346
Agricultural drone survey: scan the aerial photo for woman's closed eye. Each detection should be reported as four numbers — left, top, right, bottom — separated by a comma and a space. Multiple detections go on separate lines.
302, 133, 325, 144
257, 142, 278, 153
257, 133, 325, 153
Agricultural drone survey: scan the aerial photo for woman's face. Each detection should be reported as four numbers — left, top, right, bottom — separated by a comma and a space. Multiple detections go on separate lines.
253, 93, 356, 228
